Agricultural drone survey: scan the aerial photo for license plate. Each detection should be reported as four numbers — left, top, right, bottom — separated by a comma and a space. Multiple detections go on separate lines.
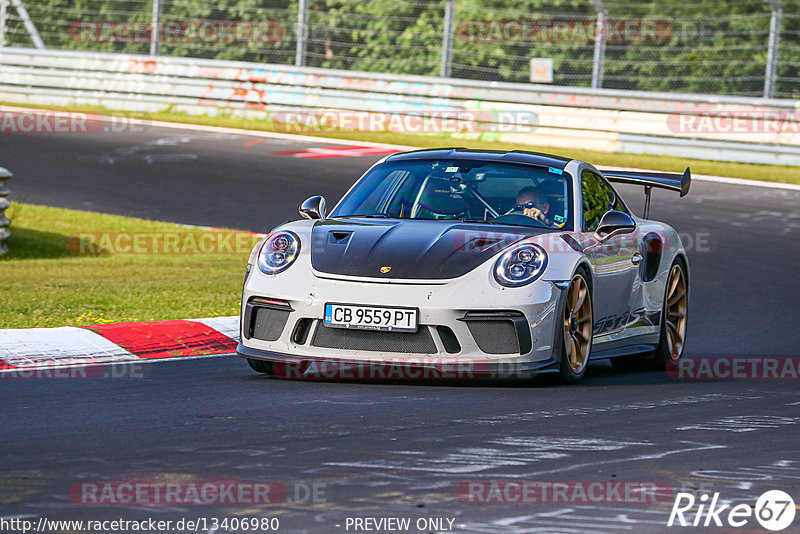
324, 303, 418, 333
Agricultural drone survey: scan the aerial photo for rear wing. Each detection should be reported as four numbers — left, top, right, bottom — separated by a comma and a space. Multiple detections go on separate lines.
600, 167, 691, 218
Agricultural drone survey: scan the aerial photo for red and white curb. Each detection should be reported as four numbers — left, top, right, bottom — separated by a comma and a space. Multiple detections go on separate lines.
0, 316, 239, 372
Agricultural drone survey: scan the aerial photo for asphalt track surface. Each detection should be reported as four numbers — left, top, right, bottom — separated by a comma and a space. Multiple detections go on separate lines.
3, 123, 800, 533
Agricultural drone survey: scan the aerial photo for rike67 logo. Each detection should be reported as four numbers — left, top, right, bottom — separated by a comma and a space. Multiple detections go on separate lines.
668, 490, 796, 531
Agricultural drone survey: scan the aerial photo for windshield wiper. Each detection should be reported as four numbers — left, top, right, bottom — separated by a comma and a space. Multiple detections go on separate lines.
457, 218, 552, 229
455, 218, 501, 225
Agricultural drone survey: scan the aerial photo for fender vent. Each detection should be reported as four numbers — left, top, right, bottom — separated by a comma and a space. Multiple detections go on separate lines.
642, 232, 663, 282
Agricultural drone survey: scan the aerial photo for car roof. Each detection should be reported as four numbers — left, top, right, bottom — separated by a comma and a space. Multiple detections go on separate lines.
384, 147, 573, 170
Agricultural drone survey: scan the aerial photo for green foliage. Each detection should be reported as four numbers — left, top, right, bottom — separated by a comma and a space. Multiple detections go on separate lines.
5, 0, 799, 97
0, 203, 250, 328
308, 0, 444, 74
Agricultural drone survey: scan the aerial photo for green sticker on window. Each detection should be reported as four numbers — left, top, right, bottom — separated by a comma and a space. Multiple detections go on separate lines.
445, 166, 459, 173
554, 214, 565, 223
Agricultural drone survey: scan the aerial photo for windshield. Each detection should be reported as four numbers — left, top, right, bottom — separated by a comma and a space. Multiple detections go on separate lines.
330, 159, 573, 229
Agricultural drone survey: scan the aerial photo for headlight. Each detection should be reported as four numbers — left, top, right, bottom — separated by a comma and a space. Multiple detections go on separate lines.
257, 231, 300, 274
494, 243, 548, 287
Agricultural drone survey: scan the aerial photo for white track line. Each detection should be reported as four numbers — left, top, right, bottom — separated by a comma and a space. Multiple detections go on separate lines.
601, 164, 800, 192
188, 316, 240, 341
691, 174, 800, 191
0, 351, 237, 375
2, 104, 797, 191
0, 326, 136, 367
0, 316, 241, 372
0, 104, 415, 150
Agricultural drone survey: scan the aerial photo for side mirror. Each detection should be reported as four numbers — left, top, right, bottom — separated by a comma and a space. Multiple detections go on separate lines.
299, 196, 326, 220
595, 210, 636, 240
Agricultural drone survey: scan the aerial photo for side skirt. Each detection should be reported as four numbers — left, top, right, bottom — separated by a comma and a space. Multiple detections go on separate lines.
590, 343, 658, 360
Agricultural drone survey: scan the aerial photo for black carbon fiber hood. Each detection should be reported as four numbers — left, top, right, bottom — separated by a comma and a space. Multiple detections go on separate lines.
310, 218, 550, 279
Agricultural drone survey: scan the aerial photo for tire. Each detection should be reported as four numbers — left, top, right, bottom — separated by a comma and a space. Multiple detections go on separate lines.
559, 271, 593, 384
247, 358, 274, 375
652, 258, 688, 370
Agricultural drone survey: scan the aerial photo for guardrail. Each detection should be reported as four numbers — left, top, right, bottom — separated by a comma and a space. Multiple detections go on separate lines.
0, 167, 11, 257
0, 48, 798, 166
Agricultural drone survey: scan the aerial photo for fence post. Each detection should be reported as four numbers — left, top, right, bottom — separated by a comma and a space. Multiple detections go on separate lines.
590, 0, 607, 89
440, 0, 455, 78
0, 167, 12, 257
0, 0, 8, 47
9, 0, 43, 49
764, 0, 781, 98
296, 0, 308, 67
150, 0, 161, 56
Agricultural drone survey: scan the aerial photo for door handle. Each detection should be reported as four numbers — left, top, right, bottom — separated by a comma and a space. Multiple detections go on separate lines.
631, 253, 643, 265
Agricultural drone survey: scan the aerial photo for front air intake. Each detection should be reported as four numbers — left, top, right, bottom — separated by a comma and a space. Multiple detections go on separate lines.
311, 324, 437, 354
244, 297, 293, 341
251, 307, 291, 342
460, 311, 532, 355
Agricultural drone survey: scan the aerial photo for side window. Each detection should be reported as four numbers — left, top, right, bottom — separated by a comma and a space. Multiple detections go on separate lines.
581, 170, 613, 231
606, 180, 630, 215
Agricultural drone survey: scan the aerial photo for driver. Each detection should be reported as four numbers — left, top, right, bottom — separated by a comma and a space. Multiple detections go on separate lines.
515, 186, 564, 228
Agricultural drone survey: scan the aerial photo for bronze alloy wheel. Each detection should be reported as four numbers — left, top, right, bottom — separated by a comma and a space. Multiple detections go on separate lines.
563, 274, 593, 377
664, 264, 688, 361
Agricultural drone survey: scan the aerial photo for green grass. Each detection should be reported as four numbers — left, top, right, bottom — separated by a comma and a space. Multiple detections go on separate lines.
0, 203, 259, 329
3, 100, 799, 184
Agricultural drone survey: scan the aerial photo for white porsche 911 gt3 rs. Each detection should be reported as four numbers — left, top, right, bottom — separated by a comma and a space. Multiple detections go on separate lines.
237, 148, 690, 383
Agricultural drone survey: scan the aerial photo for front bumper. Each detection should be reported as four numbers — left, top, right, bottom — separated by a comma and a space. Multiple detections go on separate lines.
239, 263, 568, 372
237, 342, 559, 380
